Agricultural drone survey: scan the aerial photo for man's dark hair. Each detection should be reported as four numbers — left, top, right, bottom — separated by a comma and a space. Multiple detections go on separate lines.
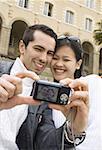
22, 24, 57, 47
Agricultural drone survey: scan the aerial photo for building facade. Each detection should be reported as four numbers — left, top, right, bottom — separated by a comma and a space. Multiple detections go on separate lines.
0, 0, 102, 75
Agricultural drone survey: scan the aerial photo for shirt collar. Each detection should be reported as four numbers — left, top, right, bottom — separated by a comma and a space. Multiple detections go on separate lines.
10, 57, 35, 87
10, 57, 27, 75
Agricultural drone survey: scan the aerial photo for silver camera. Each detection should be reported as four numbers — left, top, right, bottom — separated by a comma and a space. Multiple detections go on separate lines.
32, 80, 71, 105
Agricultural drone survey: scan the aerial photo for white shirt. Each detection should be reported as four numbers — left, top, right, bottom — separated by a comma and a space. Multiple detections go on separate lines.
0, 58, 66, 150
76, 75, 102, 150
0, 58, 34, 150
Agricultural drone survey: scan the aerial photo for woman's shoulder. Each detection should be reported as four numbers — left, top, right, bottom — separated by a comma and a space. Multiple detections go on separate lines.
80, 74, 101, 81
80, 74, 102, 87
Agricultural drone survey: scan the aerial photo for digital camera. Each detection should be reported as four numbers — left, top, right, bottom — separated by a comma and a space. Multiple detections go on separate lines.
32, 80, 71, 105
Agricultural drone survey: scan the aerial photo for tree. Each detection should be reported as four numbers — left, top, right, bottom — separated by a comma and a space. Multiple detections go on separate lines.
93, 20, 102, 45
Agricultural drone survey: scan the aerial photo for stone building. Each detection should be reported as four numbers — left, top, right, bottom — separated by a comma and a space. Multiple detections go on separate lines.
0, 0, 102, 75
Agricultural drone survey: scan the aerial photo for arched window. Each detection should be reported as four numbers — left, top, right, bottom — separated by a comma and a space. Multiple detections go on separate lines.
9, 20, 28, 59
82, 42, 94, 75
83, 49, 90, 66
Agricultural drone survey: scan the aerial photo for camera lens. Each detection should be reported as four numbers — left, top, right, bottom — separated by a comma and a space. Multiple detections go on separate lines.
60, 93, 68, 104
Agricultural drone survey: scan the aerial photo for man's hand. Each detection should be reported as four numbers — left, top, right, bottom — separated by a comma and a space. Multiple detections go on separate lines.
0, 74, 22, 102
0, 72, 40, 110
49, 78, 89, 134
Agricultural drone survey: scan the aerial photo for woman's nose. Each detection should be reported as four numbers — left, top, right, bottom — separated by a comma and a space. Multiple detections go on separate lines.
55, 60, 63, 67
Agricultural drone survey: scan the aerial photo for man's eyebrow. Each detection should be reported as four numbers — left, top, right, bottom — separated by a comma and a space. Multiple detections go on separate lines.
33, 45, 54, 52
33, 45, 45, 50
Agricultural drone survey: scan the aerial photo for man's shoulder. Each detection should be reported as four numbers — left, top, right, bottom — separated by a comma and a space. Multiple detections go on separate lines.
0, 60, 14, 66
0, 60, 14, 76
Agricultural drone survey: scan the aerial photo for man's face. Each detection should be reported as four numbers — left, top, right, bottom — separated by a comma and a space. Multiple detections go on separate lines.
19, 30, 56, 74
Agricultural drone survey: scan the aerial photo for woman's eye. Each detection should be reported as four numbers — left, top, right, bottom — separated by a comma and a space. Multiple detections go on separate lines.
64, 59, 70, 61
52, 57, 58, 60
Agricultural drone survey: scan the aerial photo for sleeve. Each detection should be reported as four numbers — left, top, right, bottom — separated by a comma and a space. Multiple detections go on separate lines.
76, 75, 102, 150
64, 121, 86, 147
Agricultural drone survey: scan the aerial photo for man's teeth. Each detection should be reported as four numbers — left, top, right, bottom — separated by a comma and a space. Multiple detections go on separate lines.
36, 63, 43, 68
55, 69, 64, 73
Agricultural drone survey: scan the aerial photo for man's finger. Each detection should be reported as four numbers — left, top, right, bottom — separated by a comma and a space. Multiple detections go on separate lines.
0, 96, 41, 110
2, 74, 22, 85
16, 71, 40, 80
1, 74, 22, 95
0, 78, 16, 98
0, 86, 8, 102
12, 96, 41, 105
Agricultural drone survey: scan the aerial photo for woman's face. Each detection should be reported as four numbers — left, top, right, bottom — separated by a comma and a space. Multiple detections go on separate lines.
51, 45, 82, 81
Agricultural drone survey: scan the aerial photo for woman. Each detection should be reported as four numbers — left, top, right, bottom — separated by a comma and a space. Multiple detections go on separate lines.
48, 35, 88, 147
51, 35, 83, 81
50, 35, 86, 117
50, 35, 102, 150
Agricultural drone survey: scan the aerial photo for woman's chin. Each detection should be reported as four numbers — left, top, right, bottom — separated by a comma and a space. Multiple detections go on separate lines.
54, 76, 66, 82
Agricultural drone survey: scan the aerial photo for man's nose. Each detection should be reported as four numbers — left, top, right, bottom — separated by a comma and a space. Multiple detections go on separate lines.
39, 52, 47, 63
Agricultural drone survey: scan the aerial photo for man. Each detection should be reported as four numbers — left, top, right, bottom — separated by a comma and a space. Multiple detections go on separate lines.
0, 24, 57, 149
0, 24, 88, 150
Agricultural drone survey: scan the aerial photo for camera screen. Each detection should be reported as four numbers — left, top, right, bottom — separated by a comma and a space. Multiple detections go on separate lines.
36, 84, 59, 102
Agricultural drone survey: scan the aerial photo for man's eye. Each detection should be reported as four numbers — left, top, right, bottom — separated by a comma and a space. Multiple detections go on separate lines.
52, 57, 58, 60
34, 48, 42, 51
48, 52, 54, 56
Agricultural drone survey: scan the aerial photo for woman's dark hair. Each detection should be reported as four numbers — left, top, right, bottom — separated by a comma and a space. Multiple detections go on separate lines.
22, 24, 57, 47
54, 36, 83, 79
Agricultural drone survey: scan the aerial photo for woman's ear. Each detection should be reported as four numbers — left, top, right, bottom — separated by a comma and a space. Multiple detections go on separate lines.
19, 40, 26, 54
76, 59, 82, 70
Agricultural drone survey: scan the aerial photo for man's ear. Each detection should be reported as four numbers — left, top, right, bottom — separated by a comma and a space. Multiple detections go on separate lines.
76, 59, 82, 70
19, 40, 26, 54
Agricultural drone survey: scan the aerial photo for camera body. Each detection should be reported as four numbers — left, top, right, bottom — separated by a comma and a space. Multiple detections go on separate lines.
32, 80, 71, 105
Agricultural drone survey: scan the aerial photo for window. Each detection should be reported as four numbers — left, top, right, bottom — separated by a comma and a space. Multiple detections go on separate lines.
43, 2, 53, 17
85, 18, 92, 31
65, 10, 74, 24
83, 52, 89, 66
18, 0, 29, 8
86, 0, 94, 8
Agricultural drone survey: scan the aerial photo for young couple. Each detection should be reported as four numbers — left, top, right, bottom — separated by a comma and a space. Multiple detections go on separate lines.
0, 24, 101, 149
